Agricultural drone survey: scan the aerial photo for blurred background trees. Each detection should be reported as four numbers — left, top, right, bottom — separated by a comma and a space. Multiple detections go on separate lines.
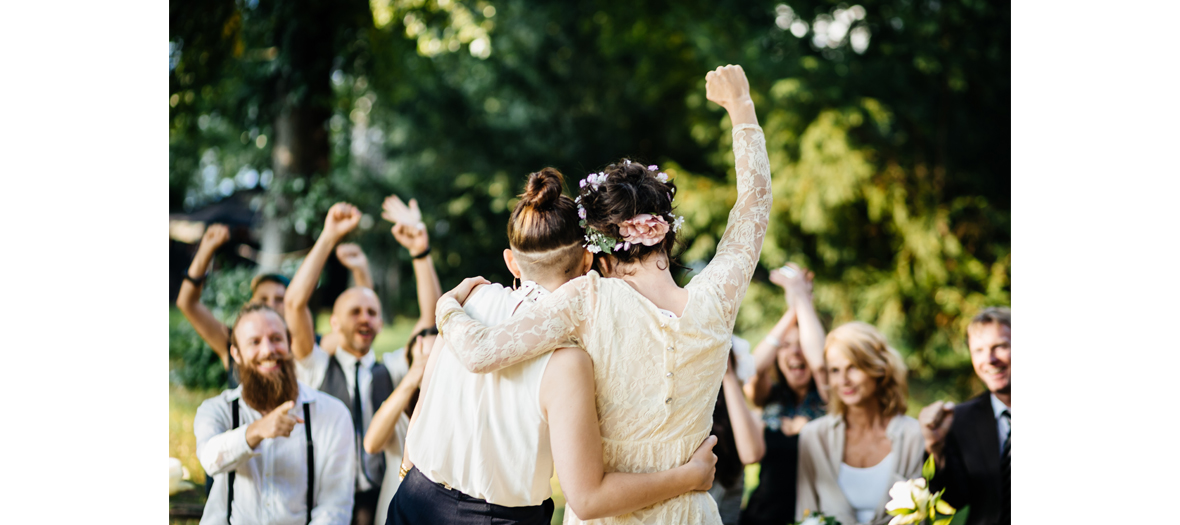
169, 0, 1009, 401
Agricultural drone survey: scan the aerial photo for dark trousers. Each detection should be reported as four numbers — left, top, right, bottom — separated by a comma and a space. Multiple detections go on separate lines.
354, 487, 381, 525
387, 467, 554, 525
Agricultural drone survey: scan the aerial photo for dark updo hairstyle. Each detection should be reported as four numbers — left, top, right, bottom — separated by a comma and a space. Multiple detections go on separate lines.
577, 160, 680, 269
506, 168, 585, 280
508, 167, 581, 250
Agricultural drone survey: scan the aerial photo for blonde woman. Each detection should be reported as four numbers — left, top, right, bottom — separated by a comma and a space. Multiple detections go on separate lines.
796, 322, 924, 525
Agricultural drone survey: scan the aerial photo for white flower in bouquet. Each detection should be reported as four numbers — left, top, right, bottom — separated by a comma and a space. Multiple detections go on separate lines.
885, 455, 957, 525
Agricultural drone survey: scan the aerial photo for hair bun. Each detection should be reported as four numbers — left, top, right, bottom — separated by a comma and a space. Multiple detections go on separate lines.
520, 167, 565, 208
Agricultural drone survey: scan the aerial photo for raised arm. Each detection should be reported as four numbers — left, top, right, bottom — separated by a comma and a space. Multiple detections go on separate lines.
335, 243, 374, 290
176, 224, 232, 368
744, 306, 797, 406
544, 347, 717, 520
722, 357, 765, 464
384, 195, 442, 334
363, 334, 430, 454
285, 203, 361, 361
695, 65, 773, 327
774, 264, 828, 402
435, 274, 595, 374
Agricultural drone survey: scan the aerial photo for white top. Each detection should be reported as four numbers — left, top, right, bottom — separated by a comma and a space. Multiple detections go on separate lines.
195, 382, 356, 525
837, 452, 897, 524
406, 281, 555, 507
374, 350, 412, 525
296, 343, 379, 491
991, 393, 1010, 455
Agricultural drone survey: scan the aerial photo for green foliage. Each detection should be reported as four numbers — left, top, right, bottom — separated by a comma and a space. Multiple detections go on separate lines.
171, 0, 1010, 402
169, 267, 256, 389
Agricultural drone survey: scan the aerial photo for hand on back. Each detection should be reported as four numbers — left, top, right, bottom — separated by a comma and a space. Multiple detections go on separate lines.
323, 202, 362, 240
444, 276, 490, 306
705, 65, 751, 111
687, 435, 719, 491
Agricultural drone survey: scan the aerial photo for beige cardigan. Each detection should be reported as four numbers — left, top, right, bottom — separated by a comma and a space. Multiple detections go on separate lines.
796, 414, 925, 525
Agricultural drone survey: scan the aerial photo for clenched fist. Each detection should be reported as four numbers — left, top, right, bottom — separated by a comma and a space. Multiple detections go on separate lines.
245, 400, 304, 449
322, 202, 362, 240
335, 243, 370, 271
705, 65, 751, 112
198, 224, 231, 254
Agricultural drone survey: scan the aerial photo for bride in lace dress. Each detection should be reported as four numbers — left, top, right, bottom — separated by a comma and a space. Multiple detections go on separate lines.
436, 65, 772, 525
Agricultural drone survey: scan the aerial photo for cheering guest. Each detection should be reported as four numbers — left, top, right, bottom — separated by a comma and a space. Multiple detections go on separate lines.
195, 304, 355, 525
920, 307, 1011, 525
796, 322, 923, 525
286, 200, 441, 525
176, 223, 371, 389
741, 264, 827, 525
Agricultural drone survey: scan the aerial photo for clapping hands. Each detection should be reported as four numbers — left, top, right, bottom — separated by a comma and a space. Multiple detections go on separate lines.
383, 194, 430, 254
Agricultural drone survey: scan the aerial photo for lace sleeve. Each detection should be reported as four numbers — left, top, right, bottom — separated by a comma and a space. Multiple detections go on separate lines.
435, 273, 598, 373
694, 124, 772, 327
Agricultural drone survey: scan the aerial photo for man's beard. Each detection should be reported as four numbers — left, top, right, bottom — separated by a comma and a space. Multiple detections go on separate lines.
239, 356, 299, 413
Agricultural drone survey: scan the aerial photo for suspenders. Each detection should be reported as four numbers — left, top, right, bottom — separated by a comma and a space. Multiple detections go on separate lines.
226, 399, 314, 524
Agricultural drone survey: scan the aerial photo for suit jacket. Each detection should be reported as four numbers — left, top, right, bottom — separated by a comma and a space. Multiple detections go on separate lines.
796, 414, 925, 525
930, 392, 1009, 525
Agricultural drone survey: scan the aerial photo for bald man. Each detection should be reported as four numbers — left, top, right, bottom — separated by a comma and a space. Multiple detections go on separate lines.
286, 201, 441, 525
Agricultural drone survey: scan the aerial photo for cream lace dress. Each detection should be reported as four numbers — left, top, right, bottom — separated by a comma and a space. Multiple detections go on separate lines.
435, 124, 772, 524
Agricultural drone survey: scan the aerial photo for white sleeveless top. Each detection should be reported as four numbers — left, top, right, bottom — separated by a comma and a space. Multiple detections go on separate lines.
405, 281, 555, 507
837, 451, 897, 524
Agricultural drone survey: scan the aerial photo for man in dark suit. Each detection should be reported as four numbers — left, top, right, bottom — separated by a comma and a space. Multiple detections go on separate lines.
920, 307, 1011, 525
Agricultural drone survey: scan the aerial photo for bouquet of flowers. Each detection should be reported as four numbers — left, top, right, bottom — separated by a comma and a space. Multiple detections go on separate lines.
884, 455, 961, 525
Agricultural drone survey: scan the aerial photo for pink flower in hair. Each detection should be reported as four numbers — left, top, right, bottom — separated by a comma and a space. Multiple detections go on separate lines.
617, 214, 670, 247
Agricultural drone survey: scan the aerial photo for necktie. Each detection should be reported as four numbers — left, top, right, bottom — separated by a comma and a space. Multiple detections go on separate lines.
1001, 409, 1011, 524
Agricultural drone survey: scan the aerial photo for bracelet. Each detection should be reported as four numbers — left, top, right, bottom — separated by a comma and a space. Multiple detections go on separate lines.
184, 272, 208, 286
398, 464, 410, 481
412, 246, 432, 260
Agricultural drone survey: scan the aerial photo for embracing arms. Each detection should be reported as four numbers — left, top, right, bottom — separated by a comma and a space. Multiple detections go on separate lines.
543, 347, 716, 520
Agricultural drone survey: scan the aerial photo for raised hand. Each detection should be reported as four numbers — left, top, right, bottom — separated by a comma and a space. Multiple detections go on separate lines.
770, 263, 814, 304
443, 276, 490, 306
198, 224, 231, 253
392, 222, 430, 255
687, 435, 719, 491
705, 64, 751, 111
245, 400, 304, 448
335, 243, 370, 271
323, 202, 362, 240
919, 400, 956, 457
381, 194, 424, 229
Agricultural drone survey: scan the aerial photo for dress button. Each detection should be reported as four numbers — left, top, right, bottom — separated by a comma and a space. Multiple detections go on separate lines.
667, 346, 674, 352
665, 397, 672, 404
666, 372, 673, 377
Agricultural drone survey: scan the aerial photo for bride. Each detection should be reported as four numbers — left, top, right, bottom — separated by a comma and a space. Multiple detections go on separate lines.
436, 64, 771, 524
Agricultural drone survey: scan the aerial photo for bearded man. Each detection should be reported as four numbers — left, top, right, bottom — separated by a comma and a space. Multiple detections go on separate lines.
195, 304, 356, 525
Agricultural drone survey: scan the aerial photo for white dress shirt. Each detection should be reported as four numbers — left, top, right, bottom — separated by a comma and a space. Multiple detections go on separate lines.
990, 393, 1010, 455
195, 382, 356, 525
296, 345, 379, 491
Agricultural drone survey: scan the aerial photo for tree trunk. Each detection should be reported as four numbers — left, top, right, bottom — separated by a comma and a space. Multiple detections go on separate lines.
258, 95, 331, 271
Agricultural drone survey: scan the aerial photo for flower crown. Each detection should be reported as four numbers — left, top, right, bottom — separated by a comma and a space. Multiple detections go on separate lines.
576, 160, 685, 254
